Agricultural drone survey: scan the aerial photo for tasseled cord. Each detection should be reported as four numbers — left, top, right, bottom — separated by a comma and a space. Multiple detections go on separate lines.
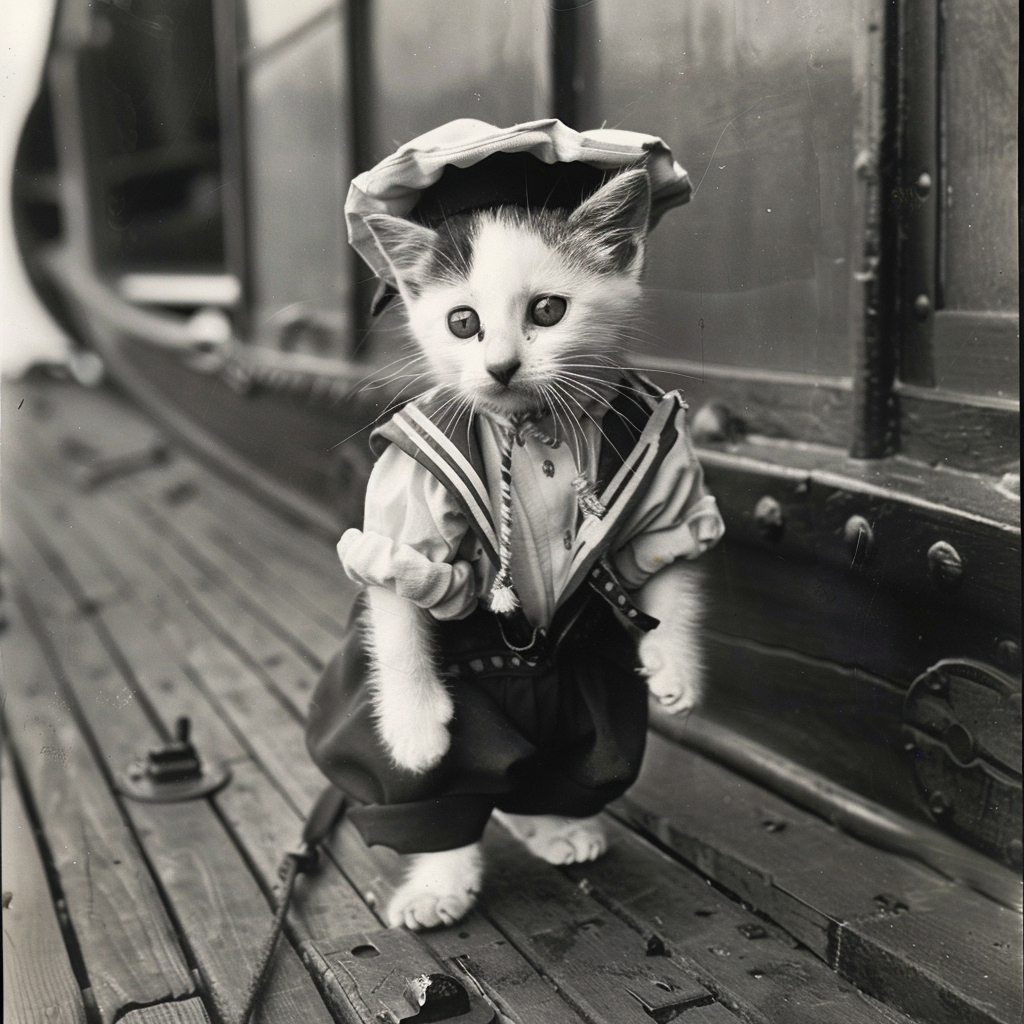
488, 412, 606, 616
489, 413, 523, 614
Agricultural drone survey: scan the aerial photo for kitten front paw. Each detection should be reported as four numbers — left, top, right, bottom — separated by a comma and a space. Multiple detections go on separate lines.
375, 670, 454, 773
382, 712, 452, 773
638, 635, 702, 714
386, 844, 482, 930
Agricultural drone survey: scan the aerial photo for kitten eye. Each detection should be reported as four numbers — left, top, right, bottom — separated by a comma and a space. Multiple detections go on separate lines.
447, 307, 481, 339
530, 295, 567, 327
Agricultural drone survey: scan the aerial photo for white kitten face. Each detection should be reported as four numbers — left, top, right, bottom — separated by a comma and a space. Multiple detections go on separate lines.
365, 169, 652, 418
404, 218, 642, 416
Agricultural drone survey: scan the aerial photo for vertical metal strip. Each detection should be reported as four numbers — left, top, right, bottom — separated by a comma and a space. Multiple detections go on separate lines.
898, 0, 940, 386
212, 0, 252, 338
346, 0, 376, 354
552, 1, 581, 129
850, 0, 901, 458
552, 0, 597, 131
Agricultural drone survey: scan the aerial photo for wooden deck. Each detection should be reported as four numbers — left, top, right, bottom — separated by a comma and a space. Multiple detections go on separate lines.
2, 376, 1020, 1024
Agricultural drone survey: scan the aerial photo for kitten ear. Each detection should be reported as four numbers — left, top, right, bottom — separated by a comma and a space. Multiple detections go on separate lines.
567, 169, 651, 276
364, 214, 440, 292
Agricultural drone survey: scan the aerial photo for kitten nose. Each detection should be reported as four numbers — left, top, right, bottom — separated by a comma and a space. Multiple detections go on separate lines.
487, 359, 521, 387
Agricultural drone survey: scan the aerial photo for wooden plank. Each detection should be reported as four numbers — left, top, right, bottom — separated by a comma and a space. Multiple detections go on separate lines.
133, 459, 357, 630
616, 731, 1023, 1024
12, 459, 322, 734
1, 598, 196, 1024
93, 482, 324, 720
4, 524, 335, 1024
478, 825, 713, 1024
128, 486, 343, 667
329, 817, 589, 1024
118, 998, 212, 1024
11, 445, 386, 1003
128, 801, 335, 1024
1, 742, 89, 1024
565, 816, 917, 1024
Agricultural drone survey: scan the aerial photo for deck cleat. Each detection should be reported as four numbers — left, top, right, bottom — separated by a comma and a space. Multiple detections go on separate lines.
119, 716, 231, 803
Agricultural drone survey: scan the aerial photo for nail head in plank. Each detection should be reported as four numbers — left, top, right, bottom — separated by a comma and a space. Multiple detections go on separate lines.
480, 824, 712, 1024
1, 743, 89, 1024
568, 816, 917, 1024
2, 603, 196, 1024
618, 731, 1022, 1024
329, 817, 589, 1024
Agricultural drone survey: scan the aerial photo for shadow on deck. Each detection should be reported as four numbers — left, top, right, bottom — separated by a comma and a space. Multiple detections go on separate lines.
2, 377, 1019, 1024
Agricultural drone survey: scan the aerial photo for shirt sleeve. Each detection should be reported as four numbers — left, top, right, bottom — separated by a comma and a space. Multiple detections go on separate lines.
336, 444, 478, 620
609, 403, 725, 590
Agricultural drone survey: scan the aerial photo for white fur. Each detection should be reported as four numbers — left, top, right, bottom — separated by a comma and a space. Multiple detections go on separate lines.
635, 560, 705, 714
493, 811, 607, 864
354, 174, 709, 931
401, 218, 643, 419
386, 843, 483, 930
363, 588, 453, 773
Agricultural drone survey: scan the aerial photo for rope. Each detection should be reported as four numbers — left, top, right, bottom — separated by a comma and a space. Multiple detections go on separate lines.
489, 413, 523, 614
233, 850, 308, 1024
488, 409, 605, 615
226, 787, 346, 1024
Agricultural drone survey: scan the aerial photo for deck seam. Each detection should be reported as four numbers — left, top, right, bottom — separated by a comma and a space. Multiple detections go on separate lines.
0, 714, 98, 1020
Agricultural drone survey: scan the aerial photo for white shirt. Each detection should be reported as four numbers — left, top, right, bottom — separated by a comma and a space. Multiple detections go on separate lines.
338, 403, 723, 629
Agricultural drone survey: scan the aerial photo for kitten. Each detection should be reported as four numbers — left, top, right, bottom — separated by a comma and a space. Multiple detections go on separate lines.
359, 169, 706, 929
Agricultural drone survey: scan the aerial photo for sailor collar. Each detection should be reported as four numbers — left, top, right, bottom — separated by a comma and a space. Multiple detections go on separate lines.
369, 371, 684, 600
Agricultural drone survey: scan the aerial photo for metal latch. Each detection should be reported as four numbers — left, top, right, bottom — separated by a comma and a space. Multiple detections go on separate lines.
318, 929, 495, 1023
902, 659, 1022, 870
119, 716, 231, 803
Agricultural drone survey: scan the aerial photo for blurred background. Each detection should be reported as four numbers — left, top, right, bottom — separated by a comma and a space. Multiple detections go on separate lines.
6, 1, 1018, 490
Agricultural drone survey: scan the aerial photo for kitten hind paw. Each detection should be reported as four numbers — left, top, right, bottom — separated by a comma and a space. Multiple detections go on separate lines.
386, 844, 482, 931
494, 811, 607, 865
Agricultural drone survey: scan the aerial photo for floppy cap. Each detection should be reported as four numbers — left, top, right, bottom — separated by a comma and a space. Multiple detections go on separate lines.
345, 117, 691, 312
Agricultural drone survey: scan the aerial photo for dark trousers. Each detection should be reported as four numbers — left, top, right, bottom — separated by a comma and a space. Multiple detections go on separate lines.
305, 592, 649, 853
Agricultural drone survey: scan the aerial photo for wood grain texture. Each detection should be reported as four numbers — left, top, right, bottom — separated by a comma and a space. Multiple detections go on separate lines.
132, 465, 354, 637
3, 520, 335, 1024
0, 596, 196, 1024
329, 816, 589, 1024
128, 801, 335, 1024
897, 388, 1020, 477
567, 816, 918, 1024
128, 488, 342, 668
1, 743, 89, 1024
617, 732, 1023, 1024
479, 825, 713, 1024
117, 998, 212, 1024
7, 451, 379, 999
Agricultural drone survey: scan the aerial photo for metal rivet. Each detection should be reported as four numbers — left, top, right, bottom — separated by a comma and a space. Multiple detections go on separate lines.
915, 172, 932, 198
928, 541, 963, 590
843, 515, 874, 566
753, 496, 784, 542
1006, 838, 1023, 870
913, 294, 931, 321
996, 639, 1021, 674
928, 791, 951, 817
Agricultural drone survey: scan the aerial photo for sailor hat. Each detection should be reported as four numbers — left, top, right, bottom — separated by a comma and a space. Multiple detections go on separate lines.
345, 118, 691, 314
